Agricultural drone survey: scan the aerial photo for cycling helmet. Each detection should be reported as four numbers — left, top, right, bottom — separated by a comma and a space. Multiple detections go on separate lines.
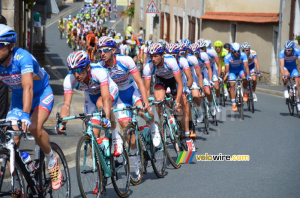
214, 40, 223, 47
0, 24, 17, 43
241, 42, 251, 49
67, 51, 90, 70
178, 43, 187, 51
98, 36, 116, 48
182, 39, 191, 47
188, 43, 200, 52
177, 39, 182, 44
230, 42, 241, 52
148, 43, 164, 54
223, 43, 231, 49
165, 43, 180, 54
284, 40, 295, 50
198, 39, 207, 48
205, 40, 212, 48
158, 39, 166, 46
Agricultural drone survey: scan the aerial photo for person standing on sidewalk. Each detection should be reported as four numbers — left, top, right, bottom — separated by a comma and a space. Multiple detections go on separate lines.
33, 11, 42, 44
0, 15, 9, 119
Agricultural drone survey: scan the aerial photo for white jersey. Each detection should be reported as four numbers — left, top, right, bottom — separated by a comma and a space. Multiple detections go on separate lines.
143, 54, 180, 80
206, 48, 218, 71
198, 51, 210, 72
177, 56, 190, 87
186, 54, 200, 84
63, 64, 118, 97
98, 54, 139, 91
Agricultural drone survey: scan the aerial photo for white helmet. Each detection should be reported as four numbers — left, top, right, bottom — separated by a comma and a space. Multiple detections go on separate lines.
241, 42, 251, 50
67, 50, 90, 69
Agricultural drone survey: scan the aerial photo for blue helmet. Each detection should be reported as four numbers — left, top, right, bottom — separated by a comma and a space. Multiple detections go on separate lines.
67, 50, 90, 69
230, 42, 241, 52
284, 40, 294, 50
178, 43, 187, 51
148, 43, 164, 54
98, 36, 116, 48
0, 24, 17, 43
165, 43, 180, 54
182, 39, 191, 47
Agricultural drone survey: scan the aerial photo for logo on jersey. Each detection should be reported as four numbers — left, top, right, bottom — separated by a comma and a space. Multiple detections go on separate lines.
42, 94, 54, 105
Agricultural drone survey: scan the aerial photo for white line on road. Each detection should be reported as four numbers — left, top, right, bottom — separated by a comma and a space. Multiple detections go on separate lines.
51, 66, 68, 69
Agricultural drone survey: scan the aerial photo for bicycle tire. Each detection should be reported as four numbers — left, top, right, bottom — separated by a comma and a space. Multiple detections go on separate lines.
239, 90, 244, 120
174, 117, 188, 151
0, 154, 26, 198
295, 87, 299, 115
111, 143, 130, 198
220, 82, 226, 107
162, 120, 181, 169
248, 81, 255, 113
150, 121, 167, 178
39, 142, 71, 198
123, 124, 144, 185
76, 135, 102, 198
202, 99, 210, 135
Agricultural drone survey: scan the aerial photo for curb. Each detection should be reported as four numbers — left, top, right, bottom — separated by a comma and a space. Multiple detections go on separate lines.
256, 87, 283, 98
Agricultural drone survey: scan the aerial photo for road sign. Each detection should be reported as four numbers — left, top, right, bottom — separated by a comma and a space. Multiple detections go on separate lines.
146, 0, 159, 14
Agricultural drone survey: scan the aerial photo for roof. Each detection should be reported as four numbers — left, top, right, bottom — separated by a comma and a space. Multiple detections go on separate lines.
201, 12, 279, 23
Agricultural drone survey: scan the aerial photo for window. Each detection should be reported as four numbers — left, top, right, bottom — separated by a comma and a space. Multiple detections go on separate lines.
179, 16, 183, 39
175, 16, 178, 41
230, 22, 237, 43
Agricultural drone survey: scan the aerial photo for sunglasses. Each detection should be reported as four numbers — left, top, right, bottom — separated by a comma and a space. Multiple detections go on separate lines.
99, 48, 112, 53
0, 42, 10, 48
243, 49, 249, 52
70, 67, 85, 74
179, 51, 185, 55
193, 51, 199, 55
285, 49, 293, 52
232, 50, 240, 53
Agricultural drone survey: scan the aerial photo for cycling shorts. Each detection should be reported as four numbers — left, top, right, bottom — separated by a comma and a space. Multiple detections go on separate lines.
6, 85, 54, 121
202, 70, 210, 88
154, 76, 177, 96
84, 90, 118, 125
228, 70, 246, 81
115, 84, 142, 122
212, 62, 219, 82
284, 66, 299, 78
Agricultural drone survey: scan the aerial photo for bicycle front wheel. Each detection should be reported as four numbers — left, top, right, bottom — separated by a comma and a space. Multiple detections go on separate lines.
76, 135, 102, 198
238, 91, 244, 120
111, 143, 130, 197
150, 122, 167, 178
40, 142, 71, 198
123, 124, 144, 185
162, 120, 181, 169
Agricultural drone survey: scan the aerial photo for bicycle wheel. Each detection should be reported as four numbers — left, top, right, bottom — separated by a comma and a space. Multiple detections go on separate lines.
238, 91, 244, 120
162, 119, 181, 169
220, 83, 226, 107
150, 121, 167, 178
0, 155, 26, 198
123, 124, 144, 185
202, 101, 210, 135
39, 142, 71, 198
295, 87, 299, 115
76, 135, 102, 198
111, 143, 130, 197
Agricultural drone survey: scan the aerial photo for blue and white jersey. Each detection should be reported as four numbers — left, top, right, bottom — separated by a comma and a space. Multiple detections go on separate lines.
206, 47, 218, 71
0, 47, 49, 96
198, 51, 210, 73
279, 48, 300, 69
186, 54, 199, 84
247, 50, 257, 70
224, 52, 248, 72
177, 56, 190, 87
98, 54, 139, 91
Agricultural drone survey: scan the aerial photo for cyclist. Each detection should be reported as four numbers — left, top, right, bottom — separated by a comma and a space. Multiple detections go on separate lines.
143, 43, 183, 144
214, 40, 229, 97
126, 39, 139, 63
187, 43, 205, 128
57, 50, 121, 155
280, 40, 300, 110
0, 24, 62, 190
97, 37, 159, 148
224, 42, 251, 112
241, 42, 262, 102
86, 30, 97, 62
205, 40, 222, 113
224, 43, 231, 53
66, 19, 73, 43
198, 39, 216, 116
58, 17, 65, 38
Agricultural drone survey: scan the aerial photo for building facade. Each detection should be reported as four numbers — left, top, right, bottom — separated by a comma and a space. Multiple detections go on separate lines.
133, 0, 300, 85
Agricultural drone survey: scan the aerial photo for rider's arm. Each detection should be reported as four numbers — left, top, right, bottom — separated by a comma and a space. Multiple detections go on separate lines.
180, 58, 193, 88
21, 73, 33, 115
241, 53, 250, 76
60, 74, 74, 120
143, 62, 152, 98
202, 52, 212, 81
214, 56, 222, 77
174, 73, 183, 104
194, 66, 204, 89
98, 84, 111, 119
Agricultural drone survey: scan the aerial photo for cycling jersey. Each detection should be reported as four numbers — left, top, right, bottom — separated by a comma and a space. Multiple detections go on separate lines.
143, 54, 180, 80
246, 50, 257, 73
224, 52, 248, 81
0, 48, 53, 119
216, 48, 228, 68
98, 54, 139, 90
206, 48, 219, 81
177, 56, 190, 87
126, 45, 139, 58
198, 51, 211, 87
279, 48, 300, 70
186, 54, 200, 88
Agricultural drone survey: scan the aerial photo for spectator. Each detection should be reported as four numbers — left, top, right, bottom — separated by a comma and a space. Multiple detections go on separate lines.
126, 23, 132, 40
138, 27, 144, 43
0, 15, 9, 119
120, 40, 127, 55
33, 11, 42, 44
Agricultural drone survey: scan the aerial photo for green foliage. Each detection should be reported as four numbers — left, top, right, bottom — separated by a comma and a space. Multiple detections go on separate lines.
119, 1, 135, 20
23, 0, 36, 12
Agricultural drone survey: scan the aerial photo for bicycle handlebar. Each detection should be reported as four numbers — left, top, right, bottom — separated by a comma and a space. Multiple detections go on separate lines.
113, 106, 152, 120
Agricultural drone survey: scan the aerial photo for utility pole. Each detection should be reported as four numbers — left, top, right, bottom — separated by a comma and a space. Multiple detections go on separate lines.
0, 0, 2, 15
158, 0, 161, 40
276, 0, 283, 85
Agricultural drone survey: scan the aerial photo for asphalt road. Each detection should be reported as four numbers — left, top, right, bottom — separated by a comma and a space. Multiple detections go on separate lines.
19, 2, 300, 197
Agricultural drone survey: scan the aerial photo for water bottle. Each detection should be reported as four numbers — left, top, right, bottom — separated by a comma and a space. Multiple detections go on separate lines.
169, 116, 176, 129
139, 125, 150, 143
97, 137, 110, 158
21, 152, 37, 173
